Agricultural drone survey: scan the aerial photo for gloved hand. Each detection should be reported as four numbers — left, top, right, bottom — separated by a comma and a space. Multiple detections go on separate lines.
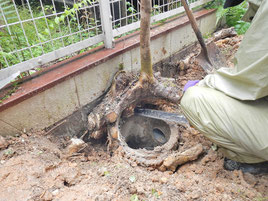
183, 80, 199, 92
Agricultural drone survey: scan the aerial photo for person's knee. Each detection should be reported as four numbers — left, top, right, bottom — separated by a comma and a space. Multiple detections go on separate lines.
181, 86, 207, 111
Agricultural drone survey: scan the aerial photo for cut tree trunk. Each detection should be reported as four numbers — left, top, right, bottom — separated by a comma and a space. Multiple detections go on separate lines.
140, 0, 153, 83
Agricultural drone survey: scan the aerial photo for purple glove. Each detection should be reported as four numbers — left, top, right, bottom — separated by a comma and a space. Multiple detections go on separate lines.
183, 80, 199, 92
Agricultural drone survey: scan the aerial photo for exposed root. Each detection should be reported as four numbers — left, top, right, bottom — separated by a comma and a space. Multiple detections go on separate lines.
87, 72, 182, 141
159, 144, 203, 172
86, 71, 183, 167
213, 27, 237, 42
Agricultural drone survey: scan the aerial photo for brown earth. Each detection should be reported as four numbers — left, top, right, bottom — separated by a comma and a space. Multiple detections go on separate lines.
0, 35, 268, 201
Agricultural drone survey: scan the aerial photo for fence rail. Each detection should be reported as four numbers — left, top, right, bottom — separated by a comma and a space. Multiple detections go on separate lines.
0, 0, 212, 88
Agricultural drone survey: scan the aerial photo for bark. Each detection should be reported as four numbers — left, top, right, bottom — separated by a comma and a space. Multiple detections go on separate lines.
159, 144, 203, 172
140, 0, 154, 83
213, 27, 237, 41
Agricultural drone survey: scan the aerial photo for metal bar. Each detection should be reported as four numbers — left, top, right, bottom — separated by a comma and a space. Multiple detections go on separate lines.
99, 0, 113, 48
114, 0, 211, 38
111, 0, 115, 26
0, 4, 98, 29
151, 0, 211, 23
0, 34, 104, 80
51, 0, 65, 47
0, 45, 9, 68
38, 0, 54, 48
62, 0, 74, 44
82, 3, 91, 37
93, 3, 99, 35
118, 0, 122, 27
11, 0, 33, 58
113, 21, 140, 37
7, 26, 103, 54
74, 1, 83, 41
0, 6, 21, 63
26, 0, 45, 54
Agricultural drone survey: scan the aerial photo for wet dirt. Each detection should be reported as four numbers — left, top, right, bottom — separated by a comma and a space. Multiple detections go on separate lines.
0, 35, 268, 201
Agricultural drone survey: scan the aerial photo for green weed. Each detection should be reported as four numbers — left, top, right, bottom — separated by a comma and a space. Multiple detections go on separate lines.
206, 0, 251, 35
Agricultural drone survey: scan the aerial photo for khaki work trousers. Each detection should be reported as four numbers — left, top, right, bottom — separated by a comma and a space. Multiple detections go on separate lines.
181, 86, 268, 163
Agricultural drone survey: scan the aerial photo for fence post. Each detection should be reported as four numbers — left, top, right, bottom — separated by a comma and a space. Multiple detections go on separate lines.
99, 0, 114, 49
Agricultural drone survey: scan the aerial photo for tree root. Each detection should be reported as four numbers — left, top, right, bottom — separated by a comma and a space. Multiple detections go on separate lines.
86, 72, 185, 167
159, 144, 203, 172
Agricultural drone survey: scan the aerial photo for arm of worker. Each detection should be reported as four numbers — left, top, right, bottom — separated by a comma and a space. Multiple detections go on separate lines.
198, 0, 268, 101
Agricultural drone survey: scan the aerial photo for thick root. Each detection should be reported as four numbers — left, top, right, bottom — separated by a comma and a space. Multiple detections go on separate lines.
159, 144, 203, 172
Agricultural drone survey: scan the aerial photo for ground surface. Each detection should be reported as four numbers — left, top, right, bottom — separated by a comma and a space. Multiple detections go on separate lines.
0, 35, 268, 201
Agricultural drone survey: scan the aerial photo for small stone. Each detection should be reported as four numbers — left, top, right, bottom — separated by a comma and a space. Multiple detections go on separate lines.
42, 191, 53, 201
52, 189, 59, 196
190, 190, 202, 199
21, 134, 28, 138
195, 167, 203, 174
0, 136, 8, 150
160, 177, 168, 184
215, 184, 224, 193
136, 185, 145, 195
175, 182, 185, 192
66, 138, 86, 155
128, 186, 137, 194
151, 177, 159, 182
243, 173, 258, 186
245, 189, 258, 198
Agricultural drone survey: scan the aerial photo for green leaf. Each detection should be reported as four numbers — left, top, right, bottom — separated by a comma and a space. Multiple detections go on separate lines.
60, 15, 65, 22
152, 188, 161, 198
55, 17, 60, 24
37, 33, 46, 41
44, 28, 49, 35
70, 8, 75, 14
129, 175, 136, 183
49, 23, 54, 29
130, 194, 139, 201
73, 3, 78, 9
64, 9, 70, 15
0, 51, 11, 57
104, 171, 110, 176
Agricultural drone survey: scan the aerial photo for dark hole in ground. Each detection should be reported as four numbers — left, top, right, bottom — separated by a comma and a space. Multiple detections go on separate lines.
63, 180, 71, 187
120, 114, 171, 150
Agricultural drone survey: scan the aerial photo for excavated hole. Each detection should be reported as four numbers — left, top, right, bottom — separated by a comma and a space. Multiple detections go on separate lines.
120, 115, 171, 150
117, 102, 179, 167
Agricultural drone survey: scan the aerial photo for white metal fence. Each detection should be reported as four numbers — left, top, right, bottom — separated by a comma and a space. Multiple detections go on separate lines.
0, 0, 212, 88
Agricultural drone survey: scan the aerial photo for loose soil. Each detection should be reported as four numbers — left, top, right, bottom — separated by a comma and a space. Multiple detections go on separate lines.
0, 35, 267, 201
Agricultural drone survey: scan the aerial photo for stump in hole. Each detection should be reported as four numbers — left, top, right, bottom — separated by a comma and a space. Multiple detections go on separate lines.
87, 71, 182, 167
